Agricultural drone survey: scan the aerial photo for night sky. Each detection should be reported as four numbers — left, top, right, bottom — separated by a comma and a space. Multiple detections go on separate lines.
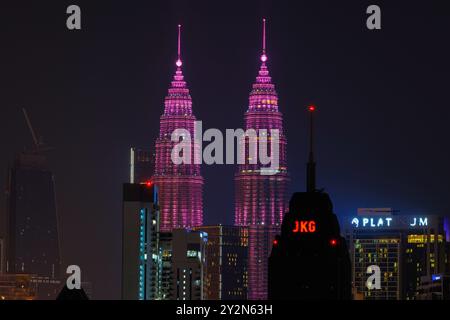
1, 0, 449, 299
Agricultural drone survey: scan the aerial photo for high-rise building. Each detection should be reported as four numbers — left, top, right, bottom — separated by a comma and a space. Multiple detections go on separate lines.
3, 110, 62, 300
269, 191, 352, 300
130, 147, 154, 184
121, 183, 159, 300
152, 25, 203, 232
156, 232, 173, 300
269, 106, 351, 300
345, 208, 448, 300
5, 152, 61, 299
152, 229, 207, 301
171, 228, 207, 300
194, 225, 248, 300
234, 19, 289, 300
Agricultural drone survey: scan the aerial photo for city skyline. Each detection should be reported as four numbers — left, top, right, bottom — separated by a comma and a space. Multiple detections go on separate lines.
1, 1, 449, 299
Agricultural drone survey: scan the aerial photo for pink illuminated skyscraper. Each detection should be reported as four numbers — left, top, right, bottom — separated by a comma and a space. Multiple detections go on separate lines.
152, 25, 203, 232
234, 19, 289, 300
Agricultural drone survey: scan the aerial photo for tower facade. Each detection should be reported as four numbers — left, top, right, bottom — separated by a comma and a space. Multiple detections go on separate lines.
171, 228, 207, 300
345, 210, 448, 300
5, 152, 62, 299
121, 183, 159, 300
194, 225, 248, 300
152, 25, 203, 232
234, 19, 289, 300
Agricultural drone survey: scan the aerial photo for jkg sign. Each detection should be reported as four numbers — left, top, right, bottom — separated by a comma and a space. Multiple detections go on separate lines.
293, 220, 316, 233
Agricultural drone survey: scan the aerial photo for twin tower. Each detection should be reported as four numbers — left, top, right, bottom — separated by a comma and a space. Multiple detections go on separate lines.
151, 20, 289, 300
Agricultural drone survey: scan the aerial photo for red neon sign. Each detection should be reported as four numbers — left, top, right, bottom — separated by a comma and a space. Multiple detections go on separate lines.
293, 220, 316, 233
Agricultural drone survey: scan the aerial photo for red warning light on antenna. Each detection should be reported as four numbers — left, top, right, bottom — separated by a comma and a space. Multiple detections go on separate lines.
330, 239, 338, 247
145, 181, 153, 187
308, 105, 316, 112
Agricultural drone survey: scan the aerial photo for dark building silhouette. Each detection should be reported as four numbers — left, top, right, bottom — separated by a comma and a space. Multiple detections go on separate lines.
56, 284, 89, 300
6, 153, 61, 278
268, 106, 351, 299
4, 110, 61, 299
417, 274, 450, 300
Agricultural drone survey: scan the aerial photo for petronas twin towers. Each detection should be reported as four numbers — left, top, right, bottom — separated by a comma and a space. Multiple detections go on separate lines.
152, 25, 203, 232
152, 20, 289, 300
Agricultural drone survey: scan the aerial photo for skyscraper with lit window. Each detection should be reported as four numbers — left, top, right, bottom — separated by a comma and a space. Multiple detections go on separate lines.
234, 19, 289, 300
194, 225, 248, 300
122, 183, 159, 300
171, 228, 207, 300
156, 232, 173, 299
345, 208, 448, 300
152, 25, 203, 232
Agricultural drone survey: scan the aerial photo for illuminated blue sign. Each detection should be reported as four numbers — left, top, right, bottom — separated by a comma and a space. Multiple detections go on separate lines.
351, 217, 392, 228
410, 217, 428, 227
432, 274, 441, 282
351, 217, 428, 228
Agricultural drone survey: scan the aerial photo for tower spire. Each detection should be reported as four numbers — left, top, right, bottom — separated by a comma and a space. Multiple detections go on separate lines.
153, 23, 203, 232
176, 24, 182, 67
307, 105, 316, 192
261, 18, 268, 62
263, 18, 266, 52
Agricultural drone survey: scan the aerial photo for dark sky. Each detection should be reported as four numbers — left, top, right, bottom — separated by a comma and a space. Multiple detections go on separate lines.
1, 0, 449, 299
